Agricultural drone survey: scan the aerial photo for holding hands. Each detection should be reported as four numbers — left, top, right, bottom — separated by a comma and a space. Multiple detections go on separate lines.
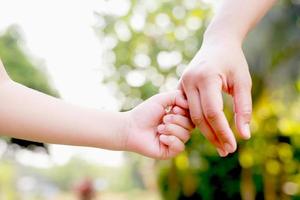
130, 37, 253, 158
125, 91, 194, 159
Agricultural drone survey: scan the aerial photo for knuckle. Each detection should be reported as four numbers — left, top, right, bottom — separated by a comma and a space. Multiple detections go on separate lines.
204, 109, 221, 121
242, 108, 252, 115
173, 115, 184, 124
241, 109, 252, 120
216, 129, 228, 140
236, 106, 252, 117
201, 130, 215, 142
182, 71, 194, 84
196, 72, 215, 84
243, 79, 252, 90
165, 124, 173, 133
196, 69, 218, 82
202, 133, 221, 147
238, 76, 252, 90
164, 114, 173, 123
191, 115, 204, 126
194, 70, 206, 80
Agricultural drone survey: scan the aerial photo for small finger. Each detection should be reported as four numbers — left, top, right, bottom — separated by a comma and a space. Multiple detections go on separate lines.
163, 114, 194, 131
159, 135, 185, 158
172, 106, 189, 116
158, 123, 191, 143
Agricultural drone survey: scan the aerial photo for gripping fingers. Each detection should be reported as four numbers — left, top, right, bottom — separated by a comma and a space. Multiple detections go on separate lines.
158, 124, 190, 143
172, 106, 189, 116
163, 114, 194, 131
159, 135, 185, 158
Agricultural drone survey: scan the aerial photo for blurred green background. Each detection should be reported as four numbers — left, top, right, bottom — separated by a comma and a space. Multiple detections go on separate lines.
0, 0, 300, 199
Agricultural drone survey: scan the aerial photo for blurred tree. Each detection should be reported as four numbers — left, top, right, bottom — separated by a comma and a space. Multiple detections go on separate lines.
0, 25, 59, 150
0, 161, 17, 200
97, 0, 300, 199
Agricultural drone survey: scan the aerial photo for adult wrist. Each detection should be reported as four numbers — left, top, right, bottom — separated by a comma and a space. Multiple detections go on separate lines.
203, 25, 244, 47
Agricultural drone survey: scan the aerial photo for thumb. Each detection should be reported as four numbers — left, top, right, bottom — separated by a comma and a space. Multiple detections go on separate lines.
233, 73, 252, 139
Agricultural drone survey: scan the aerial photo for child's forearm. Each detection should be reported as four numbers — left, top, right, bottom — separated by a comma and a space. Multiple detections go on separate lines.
0, 80, 128, 150
205, 0, 277, 43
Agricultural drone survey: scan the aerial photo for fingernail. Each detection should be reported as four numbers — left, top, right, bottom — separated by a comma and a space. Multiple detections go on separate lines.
217, 148, 227, 157
224, 143, 234, 153
243, 123, 251, 139
157, 124, 165, 132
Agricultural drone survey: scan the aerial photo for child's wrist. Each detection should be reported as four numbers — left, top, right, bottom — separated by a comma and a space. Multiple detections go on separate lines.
117, 111, 133, 152
120, 110, 142, 154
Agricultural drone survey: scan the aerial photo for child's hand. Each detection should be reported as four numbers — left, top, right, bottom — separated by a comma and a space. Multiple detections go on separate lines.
124, 90, 194, 159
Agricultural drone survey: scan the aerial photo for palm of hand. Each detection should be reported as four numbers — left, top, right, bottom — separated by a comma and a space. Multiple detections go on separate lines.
127, 100, 171, 159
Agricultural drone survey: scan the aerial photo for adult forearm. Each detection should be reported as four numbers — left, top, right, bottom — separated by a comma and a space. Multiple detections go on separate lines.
0, 80, 127, 150
205, 0, 277, 43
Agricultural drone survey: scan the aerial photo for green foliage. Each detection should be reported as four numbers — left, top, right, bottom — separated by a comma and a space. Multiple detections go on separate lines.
0, 26, 60, 197
0, 26, 59, 148
96, 0, 210, 110
0, 26, 58, 96
99, 0, 300, 199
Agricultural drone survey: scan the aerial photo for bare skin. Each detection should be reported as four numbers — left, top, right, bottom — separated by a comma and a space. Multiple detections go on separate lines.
179, 0, 277, 156
0, 60, 193, 160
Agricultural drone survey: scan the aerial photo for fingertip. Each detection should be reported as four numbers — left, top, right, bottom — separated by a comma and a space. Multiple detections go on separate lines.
235, 115, 251, 140
217, 148, 228, 157
159, 134, 169, 144
241, 123, 251, 139
157, 124, 165, 133
172, 106, 189, 116
224, 143, 236, 154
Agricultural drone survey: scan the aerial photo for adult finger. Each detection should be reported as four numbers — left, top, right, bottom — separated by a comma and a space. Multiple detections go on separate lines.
199, 78, 237, 153
184, 87, 226, 154
233, 74, 252, 139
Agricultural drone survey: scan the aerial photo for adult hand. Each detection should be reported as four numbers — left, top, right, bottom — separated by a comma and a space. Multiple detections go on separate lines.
179, 37, 252, 157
